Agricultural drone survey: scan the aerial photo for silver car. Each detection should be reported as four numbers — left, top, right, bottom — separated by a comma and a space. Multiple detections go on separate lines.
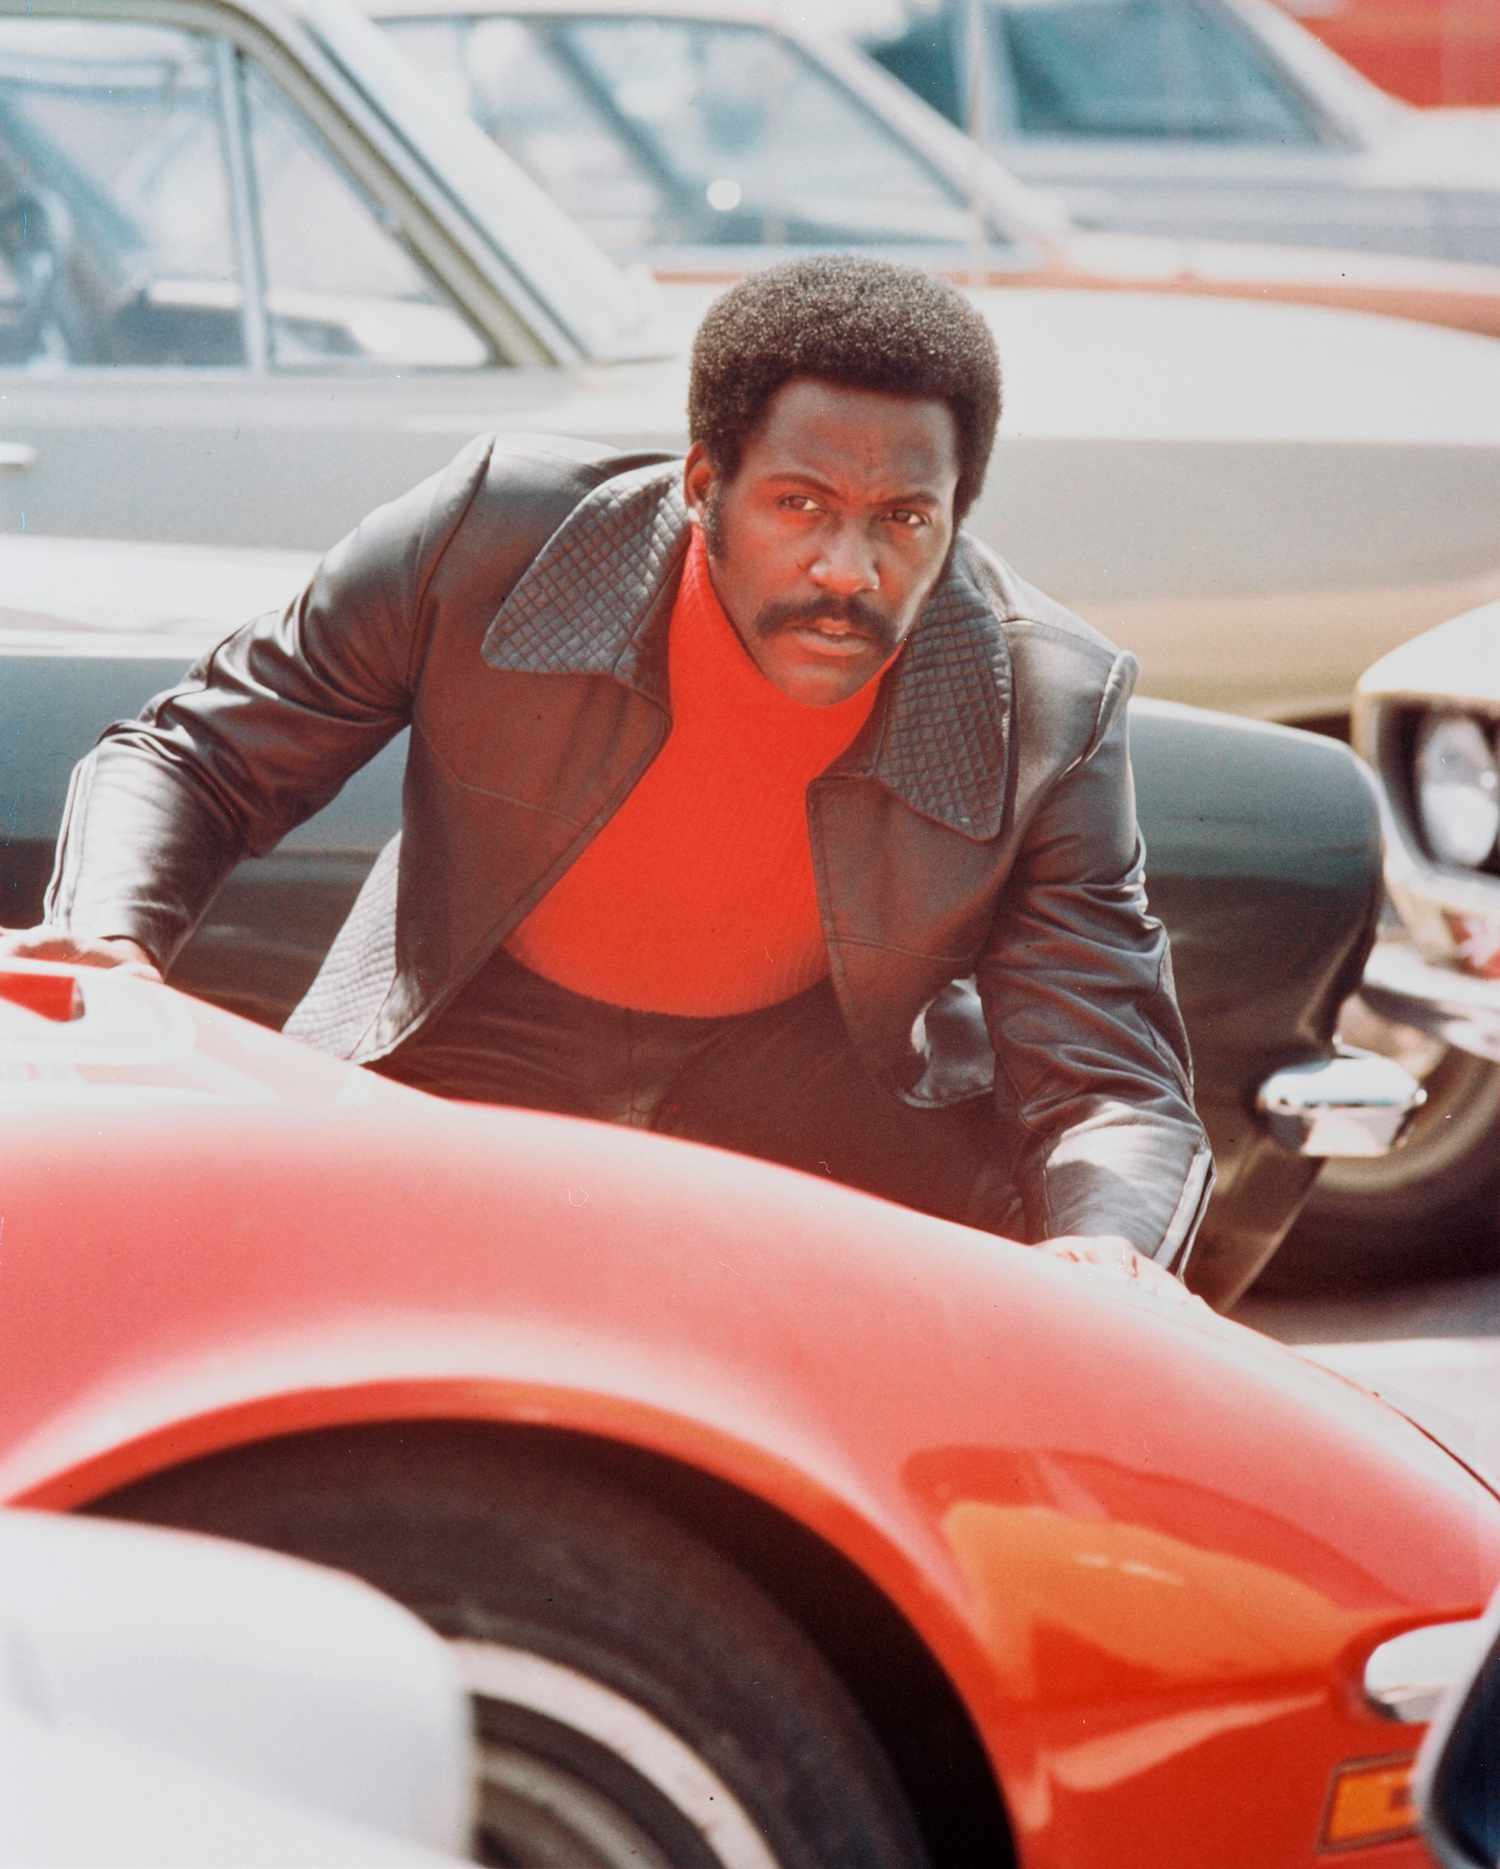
0, 0, 683, 547
365, 0, 1500, 342
860, 0, 1500, 263
1281, 602, 1500, 1281
4, 0, 1500, 732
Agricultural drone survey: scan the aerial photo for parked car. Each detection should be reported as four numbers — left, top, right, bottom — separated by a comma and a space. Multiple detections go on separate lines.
1416, 1574, 1500, 1869
368, 0, 1500, 342
0, 528, 1425, 1307
1276, 0, 1500, 107
1, 1508, 470, 1865
1269, 601, 1500, 1281
859, 0, 1500, 264
0, 952, 1492, 1867
3, 0, 1500, 730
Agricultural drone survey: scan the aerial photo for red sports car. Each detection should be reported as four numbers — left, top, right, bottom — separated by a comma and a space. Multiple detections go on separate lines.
1, 957, 1491, 1867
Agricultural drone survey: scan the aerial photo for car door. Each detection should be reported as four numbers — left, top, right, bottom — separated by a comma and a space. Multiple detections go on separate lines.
0, 2, 664, 548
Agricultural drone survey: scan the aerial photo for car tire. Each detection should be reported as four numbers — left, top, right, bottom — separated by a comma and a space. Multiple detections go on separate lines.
96, 1436, 933, 1869
1257, 1044, 1500, 1289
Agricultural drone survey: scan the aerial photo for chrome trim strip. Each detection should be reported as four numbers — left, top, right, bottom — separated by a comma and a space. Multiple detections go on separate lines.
1359, 939, 1500, 1066
1255, 1044, 1424, 1157
214, 36, 271, 375
1366, 1619, 1484, 1724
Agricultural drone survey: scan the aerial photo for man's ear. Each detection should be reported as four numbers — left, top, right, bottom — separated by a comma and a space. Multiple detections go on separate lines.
682, 442, 716, 524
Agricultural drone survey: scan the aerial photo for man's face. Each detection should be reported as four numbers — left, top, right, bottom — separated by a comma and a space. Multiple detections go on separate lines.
684, 378, 960, 707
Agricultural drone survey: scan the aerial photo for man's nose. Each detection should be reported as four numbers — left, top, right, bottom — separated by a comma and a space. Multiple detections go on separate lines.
808, 523, 879, 594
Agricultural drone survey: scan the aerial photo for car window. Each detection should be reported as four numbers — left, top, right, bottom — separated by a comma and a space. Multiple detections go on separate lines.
382, 12, 993, 256
0, 21, 243, 366
391, 16, 667, 256
241, 61, 490, 367
0, 15, 492, 370
993, 0, 1322, 142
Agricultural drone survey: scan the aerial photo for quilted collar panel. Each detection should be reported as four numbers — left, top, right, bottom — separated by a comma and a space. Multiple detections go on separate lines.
482, 462, 1013, 840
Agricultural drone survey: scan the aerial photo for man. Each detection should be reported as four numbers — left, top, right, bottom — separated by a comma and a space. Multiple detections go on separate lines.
7, 256, 1212, 1276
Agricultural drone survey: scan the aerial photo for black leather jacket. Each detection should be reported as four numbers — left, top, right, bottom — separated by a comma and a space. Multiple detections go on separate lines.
46, 434, 1213, 1264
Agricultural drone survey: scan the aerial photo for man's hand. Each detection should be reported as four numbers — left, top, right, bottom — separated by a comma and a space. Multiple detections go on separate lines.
0, 926, 163, 982
1035, 1233, 1193, 1300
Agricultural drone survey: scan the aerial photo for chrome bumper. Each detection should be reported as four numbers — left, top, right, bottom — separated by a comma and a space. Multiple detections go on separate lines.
1256, 1044, 1425, 1158
1356, 936, 1500, 1067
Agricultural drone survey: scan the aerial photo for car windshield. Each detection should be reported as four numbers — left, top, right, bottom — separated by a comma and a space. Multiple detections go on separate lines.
303, 0, 671, 359
376, 10, 1016, 260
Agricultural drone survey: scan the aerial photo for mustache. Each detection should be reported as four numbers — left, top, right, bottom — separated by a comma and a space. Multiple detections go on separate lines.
754, 594, 895, 648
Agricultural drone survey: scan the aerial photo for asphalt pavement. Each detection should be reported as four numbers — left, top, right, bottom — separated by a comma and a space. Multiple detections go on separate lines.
1235, 1267, 1500, 1486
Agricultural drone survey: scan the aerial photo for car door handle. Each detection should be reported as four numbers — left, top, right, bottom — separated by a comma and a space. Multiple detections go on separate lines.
0, 442, 37, 470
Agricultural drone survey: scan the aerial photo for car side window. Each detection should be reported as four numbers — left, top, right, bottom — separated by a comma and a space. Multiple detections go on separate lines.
382, 12, 996, 258
0, 15, 492, 371
239, 60, 490, 369
0, 21, 244, 367
388, 16, 666, 259
553, 18, 987, 251
994, 0, 1322, 143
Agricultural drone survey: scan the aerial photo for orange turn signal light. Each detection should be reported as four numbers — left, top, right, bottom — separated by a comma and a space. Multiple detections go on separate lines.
1321, 1755, 1418, 1850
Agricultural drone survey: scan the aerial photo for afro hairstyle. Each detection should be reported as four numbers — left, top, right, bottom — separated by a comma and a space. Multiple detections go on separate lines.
687, 254, 1001, 523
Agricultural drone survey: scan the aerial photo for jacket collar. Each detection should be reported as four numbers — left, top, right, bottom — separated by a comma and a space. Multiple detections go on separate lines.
482, 461, 1013, 841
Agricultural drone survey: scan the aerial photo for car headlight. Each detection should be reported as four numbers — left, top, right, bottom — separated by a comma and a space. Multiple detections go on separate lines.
1413, 713, 1500, 869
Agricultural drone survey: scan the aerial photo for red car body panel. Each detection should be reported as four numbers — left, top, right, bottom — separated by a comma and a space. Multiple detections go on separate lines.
1, 963, 1492, 1865
1277, 0, 1500, 105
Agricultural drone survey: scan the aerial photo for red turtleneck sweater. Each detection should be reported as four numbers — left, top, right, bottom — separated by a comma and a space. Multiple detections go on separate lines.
504, 532, 886, 1014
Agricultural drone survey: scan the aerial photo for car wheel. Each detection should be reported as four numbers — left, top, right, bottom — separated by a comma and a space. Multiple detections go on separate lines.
1258, 1039, 1500, 1289
96, 1437, 932, 1869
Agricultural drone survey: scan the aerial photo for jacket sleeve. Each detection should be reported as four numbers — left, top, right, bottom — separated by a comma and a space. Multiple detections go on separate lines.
43, 437, 496, 971
976, 650, 1214, 1271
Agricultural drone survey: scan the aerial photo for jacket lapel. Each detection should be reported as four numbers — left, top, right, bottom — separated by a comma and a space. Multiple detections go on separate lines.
481, 463, 1014, 841
827, 543, 1014, 842
480, 461, 686, 706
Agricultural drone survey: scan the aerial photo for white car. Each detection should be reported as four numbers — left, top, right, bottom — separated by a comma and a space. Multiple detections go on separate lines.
1, 0, 1499, 727
1, 1509, 469, 1865
1276, 602, 1500, 1281
860, 0, 1500, 264
368, 0, 1500, 346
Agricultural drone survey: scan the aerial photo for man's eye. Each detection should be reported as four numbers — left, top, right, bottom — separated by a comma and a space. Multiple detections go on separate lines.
778, 495, 820, 513
888, 509, 929, 530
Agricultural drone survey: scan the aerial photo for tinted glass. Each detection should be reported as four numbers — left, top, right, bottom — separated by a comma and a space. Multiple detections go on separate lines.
0, 15, 493, 372
242, 60, 491, 368
383, 12, 996, 255
391, 15, 666, 254
996, 0, 1320, 141
0, 20, 243, 366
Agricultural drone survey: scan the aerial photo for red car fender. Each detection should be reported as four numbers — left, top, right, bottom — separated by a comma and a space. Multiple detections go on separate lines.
2, 979, 1497, 1865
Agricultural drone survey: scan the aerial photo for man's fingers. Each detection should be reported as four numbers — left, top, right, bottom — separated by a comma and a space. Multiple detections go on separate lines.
0, 928, 163, 981
1035, 1233, 1201, 1303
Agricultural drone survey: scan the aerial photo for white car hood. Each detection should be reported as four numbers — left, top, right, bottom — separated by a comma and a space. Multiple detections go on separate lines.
1359, 602, 1500, 706
658, 279, 1500, 443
